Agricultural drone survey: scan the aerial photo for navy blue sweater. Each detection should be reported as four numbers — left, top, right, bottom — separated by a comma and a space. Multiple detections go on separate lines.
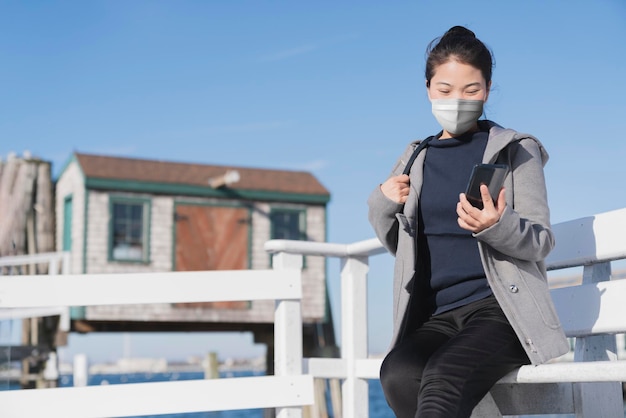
418, 130, 493, 315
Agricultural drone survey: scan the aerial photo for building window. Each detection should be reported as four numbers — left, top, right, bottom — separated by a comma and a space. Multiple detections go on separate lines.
109, 197, 151, 262
270, 208, 306, 241
270, 208, 307, 267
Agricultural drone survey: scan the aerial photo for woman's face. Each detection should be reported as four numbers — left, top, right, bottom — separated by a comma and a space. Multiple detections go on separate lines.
427, 59, 490, 102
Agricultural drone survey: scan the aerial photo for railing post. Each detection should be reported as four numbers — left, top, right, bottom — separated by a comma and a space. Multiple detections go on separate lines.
573, 261, 622, 418
272, 252, 304, 418
340, 255, 370, 418
48, 258, 58, 276
61, 252, 71, 275
59, 253, 72, 331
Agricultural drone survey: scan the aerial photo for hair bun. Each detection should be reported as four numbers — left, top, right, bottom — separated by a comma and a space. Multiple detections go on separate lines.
424, 25, 494, 86
442, 26, 476, 40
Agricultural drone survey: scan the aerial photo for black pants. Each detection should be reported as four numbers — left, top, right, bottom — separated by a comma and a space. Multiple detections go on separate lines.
379, 295, 529, 418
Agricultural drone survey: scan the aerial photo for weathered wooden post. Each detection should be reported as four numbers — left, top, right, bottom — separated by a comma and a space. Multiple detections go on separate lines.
204, 352, 219, 379
0, 152, 57, 388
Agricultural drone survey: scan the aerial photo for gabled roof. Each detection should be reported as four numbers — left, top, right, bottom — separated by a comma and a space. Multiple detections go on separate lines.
71, 153, 330, 204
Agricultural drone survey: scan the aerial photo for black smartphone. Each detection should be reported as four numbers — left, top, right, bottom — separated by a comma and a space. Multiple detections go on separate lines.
464, 163, 509, 209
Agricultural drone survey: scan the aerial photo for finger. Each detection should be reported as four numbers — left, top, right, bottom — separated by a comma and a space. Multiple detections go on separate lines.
459, 193, 478, 215
480, 184, 494, 209
397, 174, 410, 184
456, 203, 465, 220
457, 215, 477, 232
457, 202, 479, 229
459, 193, 472, 209
496, 188, 506, 214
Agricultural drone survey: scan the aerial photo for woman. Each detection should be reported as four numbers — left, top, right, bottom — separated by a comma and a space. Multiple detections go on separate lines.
367, 26, 569, 417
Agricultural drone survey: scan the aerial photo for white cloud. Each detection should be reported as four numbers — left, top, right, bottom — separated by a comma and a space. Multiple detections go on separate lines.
299, 159, 329, 171
277, 159, 329, 172
215, 121, 294, 133
258, 32, 360, 63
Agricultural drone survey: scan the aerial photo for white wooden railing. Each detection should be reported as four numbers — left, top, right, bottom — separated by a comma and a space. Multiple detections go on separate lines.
1, 207, 626, 417
0, 253, 313, 418
0, 251, 70, 275
265, 238, 386, 418
0, 251, 71, 330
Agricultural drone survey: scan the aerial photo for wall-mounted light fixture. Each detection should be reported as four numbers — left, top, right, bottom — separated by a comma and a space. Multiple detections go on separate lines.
208, 170, 240, 188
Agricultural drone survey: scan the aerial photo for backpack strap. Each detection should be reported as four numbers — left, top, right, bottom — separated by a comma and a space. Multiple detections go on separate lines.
402, 136, 434, 176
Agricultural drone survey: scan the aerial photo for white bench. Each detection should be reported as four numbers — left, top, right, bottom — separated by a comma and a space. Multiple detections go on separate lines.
473, 207, 626, 417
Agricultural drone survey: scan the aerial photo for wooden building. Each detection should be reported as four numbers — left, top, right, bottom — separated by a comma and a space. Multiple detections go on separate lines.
55, 152, 334, 360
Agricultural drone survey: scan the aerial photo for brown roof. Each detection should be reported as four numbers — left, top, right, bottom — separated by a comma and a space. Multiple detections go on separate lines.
75, 153, 330, 196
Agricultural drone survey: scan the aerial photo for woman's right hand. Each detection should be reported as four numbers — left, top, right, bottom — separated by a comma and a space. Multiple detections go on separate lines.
380, 174, 411, 204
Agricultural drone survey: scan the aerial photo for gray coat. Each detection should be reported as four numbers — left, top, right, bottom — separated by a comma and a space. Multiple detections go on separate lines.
367, 121, 569, 365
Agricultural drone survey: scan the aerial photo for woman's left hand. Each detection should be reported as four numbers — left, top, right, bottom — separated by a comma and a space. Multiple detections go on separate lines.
457, 185, 506, 233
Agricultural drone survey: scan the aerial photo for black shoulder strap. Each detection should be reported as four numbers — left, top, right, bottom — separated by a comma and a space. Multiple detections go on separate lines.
402, 136, 434, 176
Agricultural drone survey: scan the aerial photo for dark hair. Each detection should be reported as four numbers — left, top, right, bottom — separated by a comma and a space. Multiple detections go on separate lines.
425, 26, 494, 87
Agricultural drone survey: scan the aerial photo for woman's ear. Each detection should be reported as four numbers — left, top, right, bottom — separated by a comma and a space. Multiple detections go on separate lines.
484, 81, 492, 102
426, 79, 432, 100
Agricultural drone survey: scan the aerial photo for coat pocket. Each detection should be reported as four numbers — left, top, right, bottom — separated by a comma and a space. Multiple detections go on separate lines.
500, 257, 563, 330
517, 268, 562, 329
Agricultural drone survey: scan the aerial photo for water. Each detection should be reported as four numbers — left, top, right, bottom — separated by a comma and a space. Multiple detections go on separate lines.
2, 371, 625, 417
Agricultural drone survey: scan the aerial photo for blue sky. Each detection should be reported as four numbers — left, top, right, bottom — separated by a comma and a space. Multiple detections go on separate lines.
2, 1, 626, 363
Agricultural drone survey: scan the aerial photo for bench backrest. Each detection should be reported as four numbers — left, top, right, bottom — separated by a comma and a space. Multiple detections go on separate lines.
543, 207, 626, 338
552, 279, 626, 337
546, 207, 626, 270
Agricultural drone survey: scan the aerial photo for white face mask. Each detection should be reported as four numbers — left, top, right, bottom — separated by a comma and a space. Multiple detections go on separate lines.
431, 99, 484, 136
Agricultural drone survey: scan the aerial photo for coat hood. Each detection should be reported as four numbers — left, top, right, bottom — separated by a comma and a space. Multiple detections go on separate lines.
480, 120, 550, 166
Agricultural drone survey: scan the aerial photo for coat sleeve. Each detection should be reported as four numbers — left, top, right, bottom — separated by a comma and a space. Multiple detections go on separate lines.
368, 187, 404, 255
367, 143, 416, 256
474, 137, 555, 261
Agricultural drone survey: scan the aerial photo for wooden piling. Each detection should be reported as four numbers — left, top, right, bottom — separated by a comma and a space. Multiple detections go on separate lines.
35, 161, 55, 272
1, 152, 57, 389
0, 153, 54, 260
204, 352, 219, 379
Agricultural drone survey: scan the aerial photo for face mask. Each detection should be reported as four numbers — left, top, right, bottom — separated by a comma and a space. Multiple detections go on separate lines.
431, 99, 484, 136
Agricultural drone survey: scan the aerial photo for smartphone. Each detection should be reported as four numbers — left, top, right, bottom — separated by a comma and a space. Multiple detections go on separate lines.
465, 163, 509, 209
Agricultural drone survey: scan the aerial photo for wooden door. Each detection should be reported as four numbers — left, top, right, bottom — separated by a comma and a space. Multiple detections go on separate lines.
174, 204, 250, 309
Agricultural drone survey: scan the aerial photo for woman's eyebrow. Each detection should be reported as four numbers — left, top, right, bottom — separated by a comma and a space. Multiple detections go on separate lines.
433, 81, 483, 88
